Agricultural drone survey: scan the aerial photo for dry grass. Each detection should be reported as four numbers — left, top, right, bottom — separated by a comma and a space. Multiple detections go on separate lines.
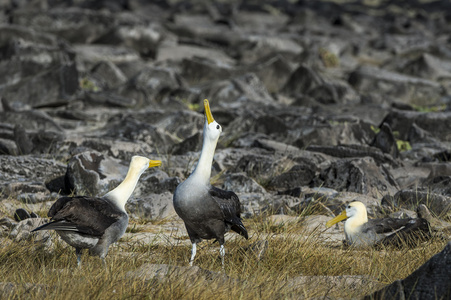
0, 216, 446, 300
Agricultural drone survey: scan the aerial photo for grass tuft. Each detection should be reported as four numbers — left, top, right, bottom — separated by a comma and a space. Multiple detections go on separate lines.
0, 216, 446, 299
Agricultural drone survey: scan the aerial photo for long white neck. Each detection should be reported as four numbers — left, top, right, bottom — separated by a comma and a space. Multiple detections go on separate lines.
189, 127, 218, 185
104, 165, 145, 211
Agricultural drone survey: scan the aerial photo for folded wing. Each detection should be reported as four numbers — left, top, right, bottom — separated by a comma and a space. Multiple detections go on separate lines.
209, 186, 248, 239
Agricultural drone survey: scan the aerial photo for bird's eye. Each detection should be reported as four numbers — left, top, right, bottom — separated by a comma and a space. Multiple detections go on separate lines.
216, 125, 220, 129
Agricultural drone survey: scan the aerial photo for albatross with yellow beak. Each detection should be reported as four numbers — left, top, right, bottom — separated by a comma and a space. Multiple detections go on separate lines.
326, 200, 430, 247
173, 99, 248, 266
33, 156, 162, 265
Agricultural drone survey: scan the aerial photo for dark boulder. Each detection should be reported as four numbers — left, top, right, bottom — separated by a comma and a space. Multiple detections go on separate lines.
245, 54, 295, 93
294, 119, 375, 149
57, 136, 155, 161
0, 110, 64, 131
0, 155, 66, 192
126, 192, 175, 220
65, 151, 128, 196
382, 190, 451, 219
365, 241, 451, 300
349, 65, 444, 105
221, 173, 266, 194
87, 60, 127, 91
283, 64, 323, 96
400, 53, 451, 81
138, 171, 181, 195
127, 66, 185, 101
13, 208, 37, 222
95, 23, 165, 58
201, 73, 274, 107
0, 57, 79, 107
0, 25, 79, 107
370, 122, 399, 158
237, 34, 303, 64
101, 115, 178, 153
307, 144, 398, 166
181, 56, 234, 85
233, 153, 283, 181
171, 132, 202, 155
83, 91, 137, 108
319, 157, 399, 198
0, 139, 17, 155
12, 7, 117, 44
267, 163, 316, 191
73, 44, 140, 73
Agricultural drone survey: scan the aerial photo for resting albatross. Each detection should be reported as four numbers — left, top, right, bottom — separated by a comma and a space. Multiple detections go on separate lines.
32, 156, 161, 265
326, 200, 430, 247
173, 99, 248, 266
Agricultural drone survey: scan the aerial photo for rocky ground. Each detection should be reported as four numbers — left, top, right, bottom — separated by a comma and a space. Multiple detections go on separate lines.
1, 0, 451, 298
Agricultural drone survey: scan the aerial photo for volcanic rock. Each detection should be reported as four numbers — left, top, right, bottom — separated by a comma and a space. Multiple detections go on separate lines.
319, 157, 399, 199
65, 151, 128, 196
382, 190, 451, 219
365, 241, 451, 300
1, 1, 451, 297
126, 192, 175, 220
127, 263, 231, 287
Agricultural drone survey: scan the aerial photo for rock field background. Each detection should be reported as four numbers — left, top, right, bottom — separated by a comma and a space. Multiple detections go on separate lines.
1, 0, 451, 298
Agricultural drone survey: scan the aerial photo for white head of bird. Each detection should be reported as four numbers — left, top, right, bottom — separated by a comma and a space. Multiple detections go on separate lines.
203, 99, 222, 143
104, 156, 162, 211
326, 201, 368, 235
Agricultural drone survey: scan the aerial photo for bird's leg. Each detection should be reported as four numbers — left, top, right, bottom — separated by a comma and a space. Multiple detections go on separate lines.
189, 243, 197, 266
101, 257, 106, 267
219, 244, 225, 269
76, 248, 82, 267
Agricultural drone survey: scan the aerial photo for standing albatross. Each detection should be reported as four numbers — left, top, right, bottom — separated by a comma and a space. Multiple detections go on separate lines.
326, 200, 430, 248
32, 156, 161, 265
173, 99, 248, 266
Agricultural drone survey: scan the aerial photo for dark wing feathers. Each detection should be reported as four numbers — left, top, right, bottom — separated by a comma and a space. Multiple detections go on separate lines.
209, 186, 242, 215
37, 196, 123, 236
365, 218, 413, 234
48, 196, 73, 218
209, 186, 248, 239
32, 220, 101, 236
377, 218, 431, 248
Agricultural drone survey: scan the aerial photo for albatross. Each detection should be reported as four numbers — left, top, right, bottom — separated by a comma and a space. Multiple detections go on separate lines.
32, 156, 161, 265
173, 99, 248, 267
326, 200, 430, 247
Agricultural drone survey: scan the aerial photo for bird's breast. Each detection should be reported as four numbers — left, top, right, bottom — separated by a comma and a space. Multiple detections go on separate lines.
173, 182, 220, 221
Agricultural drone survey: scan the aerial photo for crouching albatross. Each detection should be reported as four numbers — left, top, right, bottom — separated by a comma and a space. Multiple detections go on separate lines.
32, 156, 161, 265
326, 200, 430, 248
173, 99, 248, 267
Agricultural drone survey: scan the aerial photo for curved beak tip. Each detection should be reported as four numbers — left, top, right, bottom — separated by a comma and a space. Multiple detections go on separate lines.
149, 160, 162, 168
203, 98, 214, 124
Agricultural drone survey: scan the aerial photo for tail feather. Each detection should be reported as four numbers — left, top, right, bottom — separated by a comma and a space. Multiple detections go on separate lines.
231, 222, 248, 239
32, 221, 79, 232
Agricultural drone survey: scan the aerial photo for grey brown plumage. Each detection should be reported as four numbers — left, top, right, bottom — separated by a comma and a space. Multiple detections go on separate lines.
37, 196, 126, 236
176, 186, 248, 245
209, 187, 248, 239
326, 200, 431, 248
32, 156, 161, 265
374, 218, 430, 248
173, 99, 248, 266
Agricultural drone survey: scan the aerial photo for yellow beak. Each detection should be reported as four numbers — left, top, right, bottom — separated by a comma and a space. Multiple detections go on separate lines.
204, 99, 214, 124
326, 210, 348, 228
148, 160, 162, 168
